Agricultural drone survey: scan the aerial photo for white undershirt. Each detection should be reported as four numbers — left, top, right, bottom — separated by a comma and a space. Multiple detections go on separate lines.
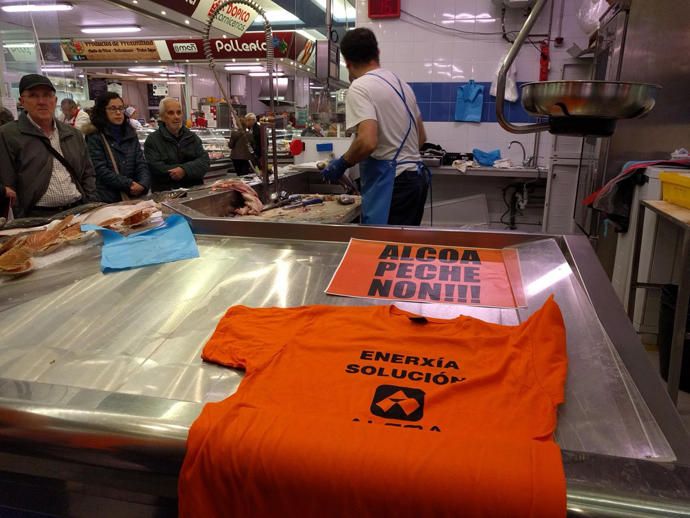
345, 68, 422, 176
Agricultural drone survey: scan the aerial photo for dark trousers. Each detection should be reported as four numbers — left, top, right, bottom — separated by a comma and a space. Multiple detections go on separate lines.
388, 169, 430, 226
232, 159, 252, 176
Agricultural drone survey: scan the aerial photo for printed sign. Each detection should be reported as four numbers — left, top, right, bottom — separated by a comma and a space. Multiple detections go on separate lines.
62, 39, 160, 62
149, 0, 258, 38
153, 82, 169, 96
326, 239, 524, 308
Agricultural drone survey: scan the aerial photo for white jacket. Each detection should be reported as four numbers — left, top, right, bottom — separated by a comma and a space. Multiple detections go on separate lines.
63, 109, 91, 132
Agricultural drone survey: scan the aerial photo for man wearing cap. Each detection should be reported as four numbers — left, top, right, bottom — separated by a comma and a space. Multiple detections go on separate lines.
0, 74, 97, 217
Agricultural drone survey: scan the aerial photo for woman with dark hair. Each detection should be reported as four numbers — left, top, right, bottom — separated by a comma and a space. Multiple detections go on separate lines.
84, 92, 150, 203
229, 116, 254, 176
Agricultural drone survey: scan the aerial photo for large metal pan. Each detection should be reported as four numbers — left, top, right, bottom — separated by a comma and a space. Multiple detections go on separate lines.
521, 80, 659, 119
495, 0, 660, 136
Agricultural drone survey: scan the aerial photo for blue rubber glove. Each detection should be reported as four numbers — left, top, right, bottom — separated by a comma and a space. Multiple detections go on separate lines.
322, 156, 352, 182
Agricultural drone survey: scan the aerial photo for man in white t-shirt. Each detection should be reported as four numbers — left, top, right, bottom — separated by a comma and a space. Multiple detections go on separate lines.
322, 27, 429, 225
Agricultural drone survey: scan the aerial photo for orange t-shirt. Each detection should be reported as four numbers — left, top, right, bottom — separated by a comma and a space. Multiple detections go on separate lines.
179, 296, 567, 517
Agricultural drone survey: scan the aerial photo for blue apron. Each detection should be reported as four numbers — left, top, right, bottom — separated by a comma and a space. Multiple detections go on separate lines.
360, 72, 430, 225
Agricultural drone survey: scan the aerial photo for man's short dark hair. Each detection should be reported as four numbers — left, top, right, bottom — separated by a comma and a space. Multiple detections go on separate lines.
340, 28, 379, 65
61, 98, 77, 109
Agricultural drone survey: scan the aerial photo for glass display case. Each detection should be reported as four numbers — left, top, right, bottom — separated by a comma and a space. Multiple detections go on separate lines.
190, 128, 231, 161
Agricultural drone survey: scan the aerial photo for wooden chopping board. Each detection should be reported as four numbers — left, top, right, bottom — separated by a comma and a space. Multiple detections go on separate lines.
241, 196, 361, 224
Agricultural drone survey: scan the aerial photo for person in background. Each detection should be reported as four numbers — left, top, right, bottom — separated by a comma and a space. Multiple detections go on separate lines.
0, 107, 16, 213
125, 106, 143, 131
245, 112, 262, 166
0, 74, 96, 217
144, 97, 210, 192
84, 92, 150, 203
60, 98, 91, 132
301, 121, 323, 137
321, 28, 429, 226
194, 111, 208, 128
148, 118, 158, 129
229, 117, 254, 176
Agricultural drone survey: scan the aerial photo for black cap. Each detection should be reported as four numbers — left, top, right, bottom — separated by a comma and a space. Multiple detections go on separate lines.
19, 74, 56, 94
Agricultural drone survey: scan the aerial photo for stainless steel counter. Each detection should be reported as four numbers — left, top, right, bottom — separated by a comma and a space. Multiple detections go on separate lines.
430, 165, 546, 179
0, 221, 688, 517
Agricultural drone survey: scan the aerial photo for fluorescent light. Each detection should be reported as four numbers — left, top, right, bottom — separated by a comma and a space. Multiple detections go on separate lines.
296, 29, 327, 41
164, 73, 186, 77
168, 82, 185, 85
81, 25, 141, 34
129, 66, 166, 73
224, 65, 264, 72
41, 66, 74, 72
254, 9, 301, 24
441, 12, 496, 24
248, 72, 286, 77
2, 2, 72, 12
3, 43, 35, 48
310, 0, 355, 22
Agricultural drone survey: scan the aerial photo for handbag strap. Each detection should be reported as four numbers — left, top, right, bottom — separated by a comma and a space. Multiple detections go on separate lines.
100, 133, 121, 176
101, 133, 131, 200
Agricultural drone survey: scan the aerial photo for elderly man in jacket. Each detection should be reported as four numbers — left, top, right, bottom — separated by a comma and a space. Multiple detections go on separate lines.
0, 74, 97, 218
144, 97, 210, 192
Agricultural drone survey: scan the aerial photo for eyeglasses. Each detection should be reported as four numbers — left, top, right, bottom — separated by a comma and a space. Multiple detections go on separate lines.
106, 106, 126, 112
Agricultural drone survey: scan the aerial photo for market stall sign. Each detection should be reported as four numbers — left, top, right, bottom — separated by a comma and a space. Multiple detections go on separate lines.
62, 39, 162, 62
148, 0, 258, 38
326, 239, 526, 308
164, 31, 299, 61
3, 42, 61, 63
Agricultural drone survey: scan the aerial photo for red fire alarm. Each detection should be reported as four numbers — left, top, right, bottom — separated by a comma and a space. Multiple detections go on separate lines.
369, 0, 400, 19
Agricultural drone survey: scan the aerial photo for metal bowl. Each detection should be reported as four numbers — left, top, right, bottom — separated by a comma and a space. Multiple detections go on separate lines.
521, 81, 661, 119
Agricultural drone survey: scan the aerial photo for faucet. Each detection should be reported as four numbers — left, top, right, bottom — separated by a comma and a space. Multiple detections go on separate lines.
508, 140, 526, 167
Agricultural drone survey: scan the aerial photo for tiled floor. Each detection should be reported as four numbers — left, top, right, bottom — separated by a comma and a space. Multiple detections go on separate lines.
645, 348, 690, 433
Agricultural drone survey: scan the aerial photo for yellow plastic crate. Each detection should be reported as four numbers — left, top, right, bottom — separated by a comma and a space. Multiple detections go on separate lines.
659, 171, 690, 210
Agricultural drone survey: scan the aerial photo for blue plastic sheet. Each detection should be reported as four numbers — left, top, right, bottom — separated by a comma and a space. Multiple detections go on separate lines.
472, 148, 502, 166
82, 214, 199, 273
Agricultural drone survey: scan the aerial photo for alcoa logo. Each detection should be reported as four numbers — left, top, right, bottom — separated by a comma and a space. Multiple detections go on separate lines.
173, 43, 198, 54
370, 385, 425, 422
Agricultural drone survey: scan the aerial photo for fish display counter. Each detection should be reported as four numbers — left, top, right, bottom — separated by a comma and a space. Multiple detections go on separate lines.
0, 218, 688, 516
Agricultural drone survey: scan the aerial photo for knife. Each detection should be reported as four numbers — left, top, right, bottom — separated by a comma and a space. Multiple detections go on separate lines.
284, 198, 324, 210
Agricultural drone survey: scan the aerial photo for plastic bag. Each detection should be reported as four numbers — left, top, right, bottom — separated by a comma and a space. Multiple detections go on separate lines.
490, 55, 518, 103
577, 0, 609, 35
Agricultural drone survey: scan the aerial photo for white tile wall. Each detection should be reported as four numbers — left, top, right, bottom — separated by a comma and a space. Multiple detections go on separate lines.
356, 0, 589, 166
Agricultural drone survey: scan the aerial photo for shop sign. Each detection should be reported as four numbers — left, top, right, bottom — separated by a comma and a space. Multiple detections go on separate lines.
62, 39, 160, 62
3, 46, 36, 62
326, 239, 526, 308
2, 42, 62, 62
153, 82, 169, 96
166, 31, 295, 60
148, 0, 258, 38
